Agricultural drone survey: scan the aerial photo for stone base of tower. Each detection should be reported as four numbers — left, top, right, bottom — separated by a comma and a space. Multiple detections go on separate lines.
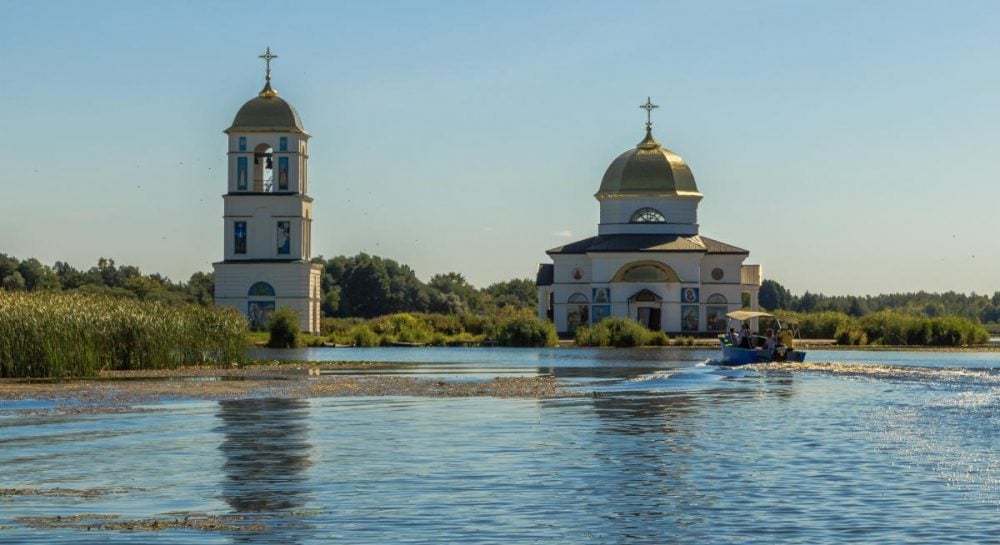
213, 261, 322, 335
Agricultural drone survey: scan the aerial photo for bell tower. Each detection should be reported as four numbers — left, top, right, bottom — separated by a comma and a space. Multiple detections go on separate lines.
213, 48, 322, 333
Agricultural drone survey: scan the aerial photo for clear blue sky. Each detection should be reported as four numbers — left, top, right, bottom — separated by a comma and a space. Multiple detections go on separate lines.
2, 0, 998, 295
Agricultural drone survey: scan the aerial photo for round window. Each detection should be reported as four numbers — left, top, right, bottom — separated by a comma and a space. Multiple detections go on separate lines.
711, 268, 724, 280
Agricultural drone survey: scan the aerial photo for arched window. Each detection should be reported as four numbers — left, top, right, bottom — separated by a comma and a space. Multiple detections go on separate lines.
568, 293, 588, 304
706, 294, 728, 332
253, 143, 274, 192
611, 261, 681, 283
247, 282, 276, 331
248, 282, 275, 297
630, 207, 666, 223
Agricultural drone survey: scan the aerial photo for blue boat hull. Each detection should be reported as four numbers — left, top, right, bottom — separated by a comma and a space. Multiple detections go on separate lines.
720, 345, 806, 366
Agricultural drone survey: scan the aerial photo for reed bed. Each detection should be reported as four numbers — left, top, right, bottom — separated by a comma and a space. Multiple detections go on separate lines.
0, 292, 246, 378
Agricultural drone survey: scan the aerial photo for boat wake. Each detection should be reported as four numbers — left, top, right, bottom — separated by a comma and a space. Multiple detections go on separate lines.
748, 361, 1000, 386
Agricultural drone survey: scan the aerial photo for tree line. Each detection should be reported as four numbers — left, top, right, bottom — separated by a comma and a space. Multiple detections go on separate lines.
758, 279, 1000, 324
0, 253, 536, 318
5, 252, 997, 327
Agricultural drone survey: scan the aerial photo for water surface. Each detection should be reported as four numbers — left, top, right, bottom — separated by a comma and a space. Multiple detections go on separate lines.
2, 347, 999, 543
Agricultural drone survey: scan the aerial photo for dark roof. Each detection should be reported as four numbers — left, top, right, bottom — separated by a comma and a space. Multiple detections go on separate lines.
547, 234, 748, 255
536, 263, 554, 286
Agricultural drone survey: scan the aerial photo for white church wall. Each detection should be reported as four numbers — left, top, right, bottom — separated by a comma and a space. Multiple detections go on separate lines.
598, 197, 700, 235
551, 255, 591, 284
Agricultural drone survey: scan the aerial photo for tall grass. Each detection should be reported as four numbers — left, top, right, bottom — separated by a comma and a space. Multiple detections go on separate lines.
0, 292, 246, 378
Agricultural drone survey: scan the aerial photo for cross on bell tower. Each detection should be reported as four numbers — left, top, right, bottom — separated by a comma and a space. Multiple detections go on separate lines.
258, 47, 279, 98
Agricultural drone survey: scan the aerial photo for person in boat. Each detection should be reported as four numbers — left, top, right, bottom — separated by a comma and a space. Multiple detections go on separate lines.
764, 329, 778, 350
726, 327, 738, 346
737, 323, 752, 349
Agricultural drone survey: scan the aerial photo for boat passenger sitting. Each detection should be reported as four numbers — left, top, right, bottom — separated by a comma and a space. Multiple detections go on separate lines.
764, 329, 778, 350
726, 327, 738, 346
737, 324, 752, 349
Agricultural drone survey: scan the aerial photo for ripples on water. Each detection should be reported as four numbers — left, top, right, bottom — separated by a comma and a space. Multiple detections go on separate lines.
1, 348, 999, 544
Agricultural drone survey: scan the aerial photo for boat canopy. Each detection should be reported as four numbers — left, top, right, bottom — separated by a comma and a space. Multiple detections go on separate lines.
726, 310, 773, 320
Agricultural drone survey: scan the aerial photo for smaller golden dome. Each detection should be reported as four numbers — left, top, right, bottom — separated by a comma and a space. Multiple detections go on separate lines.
226, 85, 306, 134
596, 128, 700, 198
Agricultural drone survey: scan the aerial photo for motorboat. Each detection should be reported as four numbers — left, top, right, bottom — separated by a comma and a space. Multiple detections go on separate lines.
718, 310, 807, 365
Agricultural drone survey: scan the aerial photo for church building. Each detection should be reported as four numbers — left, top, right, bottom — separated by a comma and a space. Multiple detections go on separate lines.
536, 99, 762, 335
213, 48, 322, 334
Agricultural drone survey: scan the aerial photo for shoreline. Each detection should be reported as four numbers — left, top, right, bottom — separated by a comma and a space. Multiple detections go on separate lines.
0, 362, 565, 414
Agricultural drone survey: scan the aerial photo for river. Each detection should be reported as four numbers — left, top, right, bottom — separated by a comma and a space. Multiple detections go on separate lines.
1, 347, 998, 543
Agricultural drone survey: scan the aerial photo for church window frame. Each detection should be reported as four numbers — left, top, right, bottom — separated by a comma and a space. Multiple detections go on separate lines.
247, 282, 276, 331
277, 157, 289, 190
630, 207, 666, 224
276, 221, 291, 255
234, 221, 247, 255
279, 137, 288, 152
236, 157, 248, 191
706, 294, 728, 332
238, 136, 247, 152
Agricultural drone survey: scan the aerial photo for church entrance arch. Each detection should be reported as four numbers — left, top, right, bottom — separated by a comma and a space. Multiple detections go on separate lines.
247, 281, 276, 330
629, 289, 662, 331
566, 293, 589, 334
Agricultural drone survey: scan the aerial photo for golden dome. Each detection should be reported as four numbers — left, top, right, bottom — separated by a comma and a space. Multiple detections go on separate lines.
225, 83, 306, 134
596, 128, 700, 198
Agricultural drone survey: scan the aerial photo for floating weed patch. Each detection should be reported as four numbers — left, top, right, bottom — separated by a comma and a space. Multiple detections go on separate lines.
0, 487, 141, 498
15, 513, 267, 532
0, 292, 247, 378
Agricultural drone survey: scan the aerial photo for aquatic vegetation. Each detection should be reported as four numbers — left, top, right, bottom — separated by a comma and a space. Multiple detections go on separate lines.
266, 307, 300, 348
0, 292, 246, 378
493, 315, 558, 347
575, 317, 668, 347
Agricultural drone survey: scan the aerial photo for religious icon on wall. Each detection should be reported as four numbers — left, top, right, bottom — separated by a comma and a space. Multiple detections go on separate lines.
277, 221, 290, 254
572, 268, 584, 280
681, 305, 699, 331
591, 305, 611, 324
682, 287, 699, 303
593, 287, 610, 304
237, 157, 248, 190
711, 267, 724, 281
278, 157, 289, 190
706, 306, 728, 332
247, 301, 275, 331
234, 222, 247, 254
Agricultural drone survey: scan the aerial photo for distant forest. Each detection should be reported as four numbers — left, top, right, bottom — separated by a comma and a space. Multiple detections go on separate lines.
2, 253, 997, 324
759, 279, 1000, 324
0, 253, 536, 318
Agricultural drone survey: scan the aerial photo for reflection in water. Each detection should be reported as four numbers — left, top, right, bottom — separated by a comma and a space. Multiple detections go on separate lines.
216, 398, 314, 543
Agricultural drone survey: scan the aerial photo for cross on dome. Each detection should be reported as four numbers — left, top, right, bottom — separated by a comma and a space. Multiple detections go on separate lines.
639, 97, 659, 130
259, 47, 278, 82
256, 47, 280, 98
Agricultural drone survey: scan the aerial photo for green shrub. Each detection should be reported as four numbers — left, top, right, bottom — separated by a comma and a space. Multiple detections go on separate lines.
795, 311, 854, 339
494, 316, 558, 347
834, 324, 867, 346
574, 317, 665, 347
266, 307, 300, 348
646, 331, 670, 346
349, 325, 381, 347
